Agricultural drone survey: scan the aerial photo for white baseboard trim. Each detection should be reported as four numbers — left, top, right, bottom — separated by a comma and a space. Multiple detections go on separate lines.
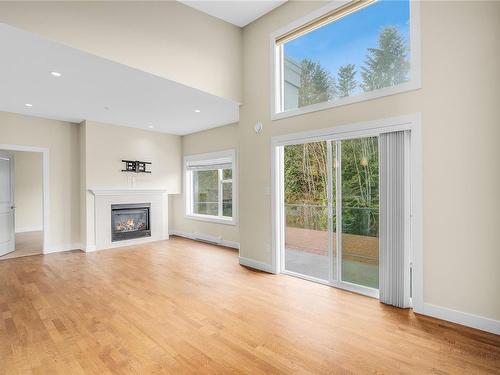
16, 226, 43, 233
169, 229, 239, 250
44, 243, 83, 254
220, 239, 240, 250
83, 245, 97, 252
420, 303, 500, 335
83, 236, 169, 253
239, 256, 274, 273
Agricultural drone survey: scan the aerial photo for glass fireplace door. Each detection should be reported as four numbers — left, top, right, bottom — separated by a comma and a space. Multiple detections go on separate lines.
111, 203, 151, 242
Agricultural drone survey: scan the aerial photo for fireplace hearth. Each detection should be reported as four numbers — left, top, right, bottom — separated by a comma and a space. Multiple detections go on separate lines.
111, 203, 151, 242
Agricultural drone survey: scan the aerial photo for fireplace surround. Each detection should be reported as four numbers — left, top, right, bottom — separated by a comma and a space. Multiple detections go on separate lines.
88, 189, 167, 251
111, 203, 151, 242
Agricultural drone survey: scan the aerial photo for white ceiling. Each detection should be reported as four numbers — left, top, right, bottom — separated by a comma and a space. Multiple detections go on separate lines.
179, 0, 287, 27
0, 23, 240, 136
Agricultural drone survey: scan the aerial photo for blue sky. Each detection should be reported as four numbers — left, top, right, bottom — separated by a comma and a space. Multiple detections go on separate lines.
284, 0, 410, 84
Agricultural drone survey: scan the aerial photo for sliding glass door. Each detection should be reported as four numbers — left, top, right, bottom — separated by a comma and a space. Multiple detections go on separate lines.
339, 137, 379, 289
284, 141, 331, 281
284, 136, 379, 294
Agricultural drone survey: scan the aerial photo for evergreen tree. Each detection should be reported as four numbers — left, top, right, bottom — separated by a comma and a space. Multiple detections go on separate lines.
298, 59, 335, 107
361, 27, 409, 91
336, 64, 358, 98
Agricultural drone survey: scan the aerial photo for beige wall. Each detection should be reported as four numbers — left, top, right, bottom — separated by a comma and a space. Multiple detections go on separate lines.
82, 120, 182, 249
83, 121, 181, 191
0, 112, 80, 247
0, 114, 183, 250
169, 123, 239, 244
239, 1, 500, 321
0, 1, 242, 102
13, 151, 43, 232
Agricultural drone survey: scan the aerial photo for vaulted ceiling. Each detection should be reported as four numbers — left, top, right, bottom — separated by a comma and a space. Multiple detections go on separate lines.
178, 1, 287, 27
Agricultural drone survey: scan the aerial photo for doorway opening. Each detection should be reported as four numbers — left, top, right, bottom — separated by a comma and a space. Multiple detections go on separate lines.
272, 115, 422, 305
0, 145, 48, 260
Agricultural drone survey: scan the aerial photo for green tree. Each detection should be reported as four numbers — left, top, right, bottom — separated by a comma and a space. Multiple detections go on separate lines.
284, 142, 328, 230
284, 137, 379, 236
361, 27, 409, 91
298, 59, 335, 107
336, 64, 358, 98
284, 142, 327, 205
340, 137, 379, 236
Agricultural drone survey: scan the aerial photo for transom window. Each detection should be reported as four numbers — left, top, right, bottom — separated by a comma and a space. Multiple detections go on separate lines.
185, 150, 236, 225
272, 0, 420, 119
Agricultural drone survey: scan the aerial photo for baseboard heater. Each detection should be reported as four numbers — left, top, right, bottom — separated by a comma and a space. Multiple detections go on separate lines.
193, 233, 223, 245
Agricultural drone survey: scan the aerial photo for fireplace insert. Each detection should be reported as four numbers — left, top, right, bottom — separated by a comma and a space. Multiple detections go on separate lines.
111, 203, 151, 242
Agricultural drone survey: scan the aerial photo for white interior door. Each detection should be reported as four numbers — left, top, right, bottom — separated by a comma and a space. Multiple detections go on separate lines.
0, 152, 15, 256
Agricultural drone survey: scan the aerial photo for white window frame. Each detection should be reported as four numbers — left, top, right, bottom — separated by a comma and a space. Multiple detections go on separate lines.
184, 149, 237, 225
269, 0, 421, 121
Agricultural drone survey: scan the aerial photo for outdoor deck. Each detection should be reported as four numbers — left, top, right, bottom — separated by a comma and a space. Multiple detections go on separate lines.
285, 227, 379, 288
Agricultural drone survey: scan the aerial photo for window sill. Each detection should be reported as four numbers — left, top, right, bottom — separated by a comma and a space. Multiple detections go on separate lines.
185, 214, 237, 226
272, 80, 421, 121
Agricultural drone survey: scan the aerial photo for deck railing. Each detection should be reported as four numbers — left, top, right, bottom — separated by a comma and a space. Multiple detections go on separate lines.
285, 203, 379, 237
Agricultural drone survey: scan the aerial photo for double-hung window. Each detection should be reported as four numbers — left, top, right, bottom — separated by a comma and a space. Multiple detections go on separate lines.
185, 150, 236, 225
271, 0, 420, 119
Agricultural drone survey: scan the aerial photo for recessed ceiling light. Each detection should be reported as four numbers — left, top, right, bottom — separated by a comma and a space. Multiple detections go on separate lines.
148, 125, 154, 129
25, 103, 33, 107
50, 71, 62, 77
194, 109, 201, 113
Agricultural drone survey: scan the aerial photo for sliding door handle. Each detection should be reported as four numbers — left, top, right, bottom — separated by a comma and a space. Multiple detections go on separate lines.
10, 206, 16, 210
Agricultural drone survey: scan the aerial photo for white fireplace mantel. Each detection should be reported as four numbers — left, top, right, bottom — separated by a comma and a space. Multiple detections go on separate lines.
89, 188, 168, 196
86, 188, 168, 251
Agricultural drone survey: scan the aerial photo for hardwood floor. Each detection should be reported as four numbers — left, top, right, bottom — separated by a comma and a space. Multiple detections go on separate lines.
0, 231, 43, 261
0, 236, 498, 374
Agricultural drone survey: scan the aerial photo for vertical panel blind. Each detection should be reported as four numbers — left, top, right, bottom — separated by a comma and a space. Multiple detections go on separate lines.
379, 131, 411, 308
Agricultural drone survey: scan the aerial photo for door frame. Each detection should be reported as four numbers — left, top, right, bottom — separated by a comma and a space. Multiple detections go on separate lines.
271, 114, 423, 311
0, 144, 49, 254
0, 152, 15, 255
